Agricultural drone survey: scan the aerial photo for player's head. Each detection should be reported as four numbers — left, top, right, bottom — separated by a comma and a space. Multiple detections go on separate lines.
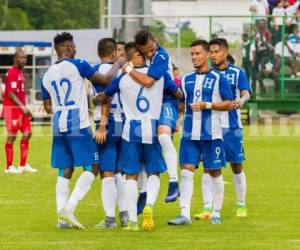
116, 41, 126, 58
242, 33, 248, 43
190, 40, 210, 69
134, 30, 157, 60
209, 38, 229, 67
97, 38, 117, 61
125, 42, 145, 66
54, 32, 76, 59
14, 49, 26, 69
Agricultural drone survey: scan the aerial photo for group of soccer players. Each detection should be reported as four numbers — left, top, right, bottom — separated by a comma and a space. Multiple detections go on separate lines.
40, 30, 250, 231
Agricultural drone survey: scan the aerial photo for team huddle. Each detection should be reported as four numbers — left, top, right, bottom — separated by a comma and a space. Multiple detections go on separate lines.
40, 30, 251, 231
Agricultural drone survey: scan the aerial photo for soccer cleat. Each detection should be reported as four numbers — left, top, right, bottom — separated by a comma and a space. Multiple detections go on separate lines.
165, 182, 180, 203
94, 220, 117, 229
18, 163, 37, 173
167, 215, 191, 226
211, 216, 222, 225
123, 221, 139, 232
5, 165, 20, 174
57, 219, 72, 229
142, 205, 154, 231
236, 206, 247, 218
119, 211, 129, 227
58, 208, 85, 230
194, 208, 213, 221
137, 192, 147, 215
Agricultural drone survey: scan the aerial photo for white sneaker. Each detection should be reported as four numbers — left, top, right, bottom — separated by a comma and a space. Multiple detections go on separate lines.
5, 165, 20, 174
18, 163, 38, 173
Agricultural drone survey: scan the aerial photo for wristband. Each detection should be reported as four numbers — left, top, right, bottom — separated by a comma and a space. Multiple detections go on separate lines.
205, 102, 212, 109
125, 64, 133, 74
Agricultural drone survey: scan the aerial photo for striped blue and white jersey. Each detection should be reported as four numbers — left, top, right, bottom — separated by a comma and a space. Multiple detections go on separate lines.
146, 45, 178, 105
219, 64, 251, 129
90, 62, 124, 126
104, 66, 178, 144
180, 69, 233, 141
41, 58, 95, 132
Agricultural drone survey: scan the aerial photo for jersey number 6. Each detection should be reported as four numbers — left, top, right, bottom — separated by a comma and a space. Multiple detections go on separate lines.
136, 86, 150, 113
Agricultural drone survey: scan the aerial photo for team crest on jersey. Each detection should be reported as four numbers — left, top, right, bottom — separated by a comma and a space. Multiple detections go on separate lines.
11, 81, 17, 88
203, 78, 215, 89
226, 74, 236, 85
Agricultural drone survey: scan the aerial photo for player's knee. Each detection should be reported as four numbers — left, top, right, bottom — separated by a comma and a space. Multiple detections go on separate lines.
182, 165, 195, 173
22, 132, 32, 140
7, 135, 16, 143
100, 171, 114, 179
231, 163, 243, 174
147, 172, 160, 178
209, 169, 222, 178
125, 173, 138, 180
158, 125, 171, 136
59, 168, 74, 179
84, 164, 99, 177
203, 168, 209, 174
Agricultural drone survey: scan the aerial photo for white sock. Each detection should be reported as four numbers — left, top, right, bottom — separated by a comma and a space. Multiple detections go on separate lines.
211, 175, 224, 213
158, 134, 178, 182
202, 172, 213, 209
179, 169, 194, 220
65, 171, 95, 213
115, 173, 127, 212
125, 179, 138, 223
146, 175, 160, 206
101, 177, 117, 217
233, 171, 246, 206
56, 176, 70, 214
137, 169, 147, 193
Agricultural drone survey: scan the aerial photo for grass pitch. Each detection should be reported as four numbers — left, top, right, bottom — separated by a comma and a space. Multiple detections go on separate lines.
0, 125, 300, 250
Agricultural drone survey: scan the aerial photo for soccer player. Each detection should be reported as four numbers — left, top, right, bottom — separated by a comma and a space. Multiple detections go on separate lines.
3, 49, 37, 174
96, 42, 181, 231
195, 38, 250, 218
167, 40, 233, 226
117, 41, 126, 58
90, 38, 128, 229
41, 32, 122, 229
123, 30, 180, 205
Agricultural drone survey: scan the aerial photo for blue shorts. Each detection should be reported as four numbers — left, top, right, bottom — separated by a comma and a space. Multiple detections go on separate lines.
119, 139, 167, 175
222, 128, 245, 163
179, 139, 226, 170
98, 136, 122, 172
158, 102, 178, 132
51, 127, 99, 169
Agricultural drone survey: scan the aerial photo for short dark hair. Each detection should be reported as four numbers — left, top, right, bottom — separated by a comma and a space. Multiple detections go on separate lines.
134, 30, 155, 46
54, 32, 73, 48
97, 38, 117, 57
242, 33, 248, 38
125, 41, 138, 60
227, 54, 235, 65
117, 41, 126, 46
209, 38, 229, 50
190, 40, 209, 51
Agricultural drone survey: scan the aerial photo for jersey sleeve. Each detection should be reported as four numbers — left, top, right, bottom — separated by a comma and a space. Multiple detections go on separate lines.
71, 59, 96, 79
238, 69, 251, 93
163, 73, 178, 93
104, 75, 122, 97
147, 50, 169, 80
41, 81, 50, 100
179, 76, 186, 103
219, 75, 233, 101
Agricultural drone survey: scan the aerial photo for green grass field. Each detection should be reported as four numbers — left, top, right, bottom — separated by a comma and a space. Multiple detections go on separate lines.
0, 125, 300, 250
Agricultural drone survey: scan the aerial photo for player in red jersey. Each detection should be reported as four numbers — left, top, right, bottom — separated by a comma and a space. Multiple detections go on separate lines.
3, 49, 37, 174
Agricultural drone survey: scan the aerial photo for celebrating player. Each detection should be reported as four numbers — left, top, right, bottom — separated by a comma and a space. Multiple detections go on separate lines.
41, 32, 122, 229
195, 38, 250, 219
3, 49, 37, 174
91, 38, 128, 229
168, 40, 233, 226
123, 30, 180, 208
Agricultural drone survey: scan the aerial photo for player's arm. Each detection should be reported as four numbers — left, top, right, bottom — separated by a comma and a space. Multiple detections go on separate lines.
164, 72, 183, 99
43, 99, 53, 114
234, 69, 251, 109
90, 59, 124, 86
8, 92, 32, 116
94, 100, 110, 144
94, 76, 121, 105
124, 64, 156, 88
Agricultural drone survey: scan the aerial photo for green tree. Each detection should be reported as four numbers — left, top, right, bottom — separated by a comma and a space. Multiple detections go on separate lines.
3, 8, 31, 30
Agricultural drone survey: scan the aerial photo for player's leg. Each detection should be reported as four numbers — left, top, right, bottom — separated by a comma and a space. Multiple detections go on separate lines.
194, 167, 213, 220
168, 140, 201, 226
223, 128, 247, 217
202, 139, 226, 225
19, 116, 36, 173
158, 125, 179, 202
137, 168, 147, 215
58, 128, 99, 229
142, 140, 167, 231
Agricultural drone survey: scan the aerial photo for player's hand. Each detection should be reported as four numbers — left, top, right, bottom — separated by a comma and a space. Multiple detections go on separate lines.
234, 98, 243, 109
117, 57, 126, 68
94, 125, 107, 144
121, 62, 129, 73
190, 101, 206, 111
22, 106, 33, 118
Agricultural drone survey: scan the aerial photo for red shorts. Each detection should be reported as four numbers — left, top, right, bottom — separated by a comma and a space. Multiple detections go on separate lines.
3, 108, 31, 135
